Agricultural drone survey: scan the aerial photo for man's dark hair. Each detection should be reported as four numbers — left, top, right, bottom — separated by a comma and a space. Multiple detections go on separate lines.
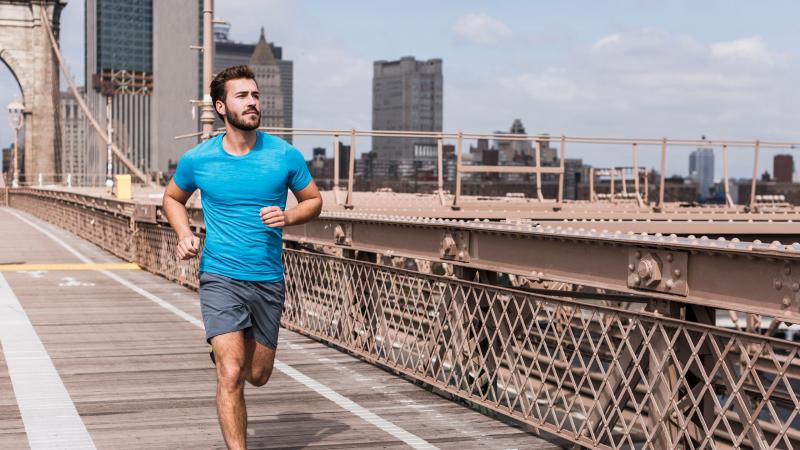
210, 65, 257, 120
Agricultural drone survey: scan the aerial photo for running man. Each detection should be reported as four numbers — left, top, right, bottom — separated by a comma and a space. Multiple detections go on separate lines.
162, 65, 322, 450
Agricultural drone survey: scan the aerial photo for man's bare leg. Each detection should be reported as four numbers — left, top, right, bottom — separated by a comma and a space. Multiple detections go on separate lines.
243, 336, 276, 387
212, 332, 248, 450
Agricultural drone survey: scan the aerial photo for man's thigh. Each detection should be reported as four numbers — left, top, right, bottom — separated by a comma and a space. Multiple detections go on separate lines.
211, 331, 247, 368
245, 336, 276, 373
200, 272, 252, 344
245, 279, 285, 351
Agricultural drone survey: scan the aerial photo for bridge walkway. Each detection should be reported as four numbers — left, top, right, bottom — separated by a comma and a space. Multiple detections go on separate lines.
0, 208, 560, 449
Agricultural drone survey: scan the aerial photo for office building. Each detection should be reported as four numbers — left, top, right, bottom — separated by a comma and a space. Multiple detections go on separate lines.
214, 24, 293, 141
249, 28, 285, 132
774, 154, 794, 183
60, 88, 88, 177
689, 147, 715, 198
85, 0, 201, 177
372, 57, 443, 161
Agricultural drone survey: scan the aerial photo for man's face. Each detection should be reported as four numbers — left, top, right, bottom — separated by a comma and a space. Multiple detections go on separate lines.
217, 78, 260, 131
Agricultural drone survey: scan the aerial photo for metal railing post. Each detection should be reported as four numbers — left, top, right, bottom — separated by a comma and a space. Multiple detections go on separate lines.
437, 135, 445, 206
535, 138, 543, 202
658, 138, 667, 209
333, 135, 342, 205
589, 167, 596, 201
749, 139, 760, 210
610, 168, 616, 201
452, 131, 463, 210
633, 142, 644, 207
557, 135, 566, 203
344, 129, 356, 209
723, 144, 734, 207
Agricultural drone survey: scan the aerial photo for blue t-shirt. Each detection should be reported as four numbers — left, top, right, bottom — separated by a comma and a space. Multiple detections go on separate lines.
172, 131, 312, 281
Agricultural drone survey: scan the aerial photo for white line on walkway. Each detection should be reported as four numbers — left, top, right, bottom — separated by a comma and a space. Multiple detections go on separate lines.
5, 208, 439, 450
0, 273, 96, 450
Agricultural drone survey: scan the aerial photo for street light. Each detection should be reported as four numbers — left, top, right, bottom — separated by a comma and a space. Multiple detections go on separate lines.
7, 99, 24, 188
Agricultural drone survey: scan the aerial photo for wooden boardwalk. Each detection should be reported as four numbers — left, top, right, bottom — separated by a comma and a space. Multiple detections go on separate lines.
0, 207, 562, 450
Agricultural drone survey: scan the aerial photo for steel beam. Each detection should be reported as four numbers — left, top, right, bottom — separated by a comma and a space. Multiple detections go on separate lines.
285, 212, 800, 322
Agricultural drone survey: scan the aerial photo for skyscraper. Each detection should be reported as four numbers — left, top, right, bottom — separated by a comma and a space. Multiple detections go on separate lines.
152, 0, 203, 174
689, 147, 715, 198
214, 25, 293, 141
372, 57, 443, 161
494, 119, 533, 162
774, 154, 794, 183
85, 0, 201, 178
249, 29, 285, 129
60, 88, 87, 178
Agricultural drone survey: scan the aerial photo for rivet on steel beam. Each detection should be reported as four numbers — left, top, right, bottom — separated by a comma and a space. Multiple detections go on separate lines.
665, 279, 674, 289
628, 264, 635, 272
784, 297, 793, 307
673, 269, 681, 278
635, 251, 641, 259
793, 282, 800, 292
666, 254, 674, 262
784, 265, 792, 276
775, 280, 783, 290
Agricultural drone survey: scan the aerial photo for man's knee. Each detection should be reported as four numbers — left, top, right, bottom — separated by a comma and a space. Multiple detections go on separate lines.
217, 360, 246, 391
248, 365, 273, 387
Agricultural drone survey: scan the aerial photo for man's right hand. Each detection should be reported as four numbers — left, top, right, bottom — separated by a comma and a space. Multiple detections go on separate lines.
176, 235, 201, 260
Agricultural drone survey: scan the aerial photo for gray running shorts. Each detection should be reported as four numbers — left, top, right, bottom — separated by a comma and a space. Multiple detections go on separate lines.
199, 271, 285, 350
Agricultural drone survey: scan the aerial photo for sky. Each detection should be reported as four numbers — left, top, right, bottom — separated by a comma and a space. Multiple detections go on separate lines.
1, 0, 798, 178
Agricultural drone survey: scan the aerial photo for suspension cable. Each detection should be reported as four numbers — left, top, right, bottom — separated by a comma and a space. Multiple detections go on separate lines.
39, 7, 152, 185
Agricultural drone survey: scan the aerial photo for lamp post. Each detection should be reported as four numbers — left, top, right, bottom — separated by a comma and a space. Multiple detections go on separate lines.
199, 0, 215, 140
7, 100, 24, 188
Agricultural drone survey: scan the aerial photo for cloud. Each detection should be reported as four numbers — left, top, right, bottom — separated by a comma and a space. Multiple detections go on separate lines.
583, 29, 776, 97
500, 69, 578, 102
457, 28, 796, 169
711, 36, 777, 66
300, 47, 371, 89
451, 13, 512, 45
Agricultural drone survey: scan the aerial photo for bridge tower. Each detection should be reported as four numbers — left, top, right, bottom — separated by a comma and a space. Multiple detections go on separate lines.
0, 0, 64, 182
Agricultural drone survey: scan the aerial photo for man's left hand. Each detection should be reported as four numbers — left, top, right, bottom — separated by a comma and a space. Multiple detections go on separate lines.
260, 206, 287, 228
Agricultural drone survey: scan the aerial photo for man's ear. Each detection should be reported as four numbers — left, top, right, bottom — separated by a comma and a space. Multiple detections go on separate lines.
215, 99, 226, 118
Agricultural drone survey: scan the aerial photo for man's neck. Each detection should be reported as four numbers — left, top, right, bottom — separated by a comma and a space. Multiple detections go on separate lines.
221, 126, 258, 156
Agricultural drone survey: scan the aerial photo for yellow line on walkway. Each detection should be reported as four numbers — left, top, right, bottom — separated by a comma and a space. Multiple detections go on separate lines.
0, 263, 141, 271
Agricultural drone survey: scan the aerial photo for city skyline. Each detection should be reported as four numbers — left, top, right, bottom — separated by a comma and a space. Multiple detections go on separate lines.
1, 0, 798, 179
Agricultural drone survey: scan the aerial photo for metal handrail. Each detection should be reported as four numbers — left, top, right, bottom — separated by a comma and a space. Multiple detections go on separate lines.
257, 127, 796, 212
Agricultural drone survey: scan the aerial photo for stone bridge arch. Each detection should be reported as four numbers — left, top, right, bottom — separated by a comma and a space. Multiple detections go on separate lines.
0, 0, 64, 181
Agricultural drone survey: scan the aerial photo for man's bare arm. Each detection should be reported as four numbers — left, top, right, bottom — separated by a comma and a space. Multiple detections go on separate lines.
162, 180, 201, 259
260, 180, 322, 228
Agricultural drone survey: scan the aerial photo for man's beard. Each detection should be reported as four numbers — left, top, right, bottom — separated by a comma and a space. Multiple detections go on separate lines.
227, 108, 261, 131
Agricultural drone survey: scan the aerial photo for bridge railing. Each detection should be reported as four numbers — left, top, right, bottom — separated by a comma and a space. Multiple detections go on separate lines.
5, 187, 800, 449
176, 127, 800, 210
264, 128, 800, 211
